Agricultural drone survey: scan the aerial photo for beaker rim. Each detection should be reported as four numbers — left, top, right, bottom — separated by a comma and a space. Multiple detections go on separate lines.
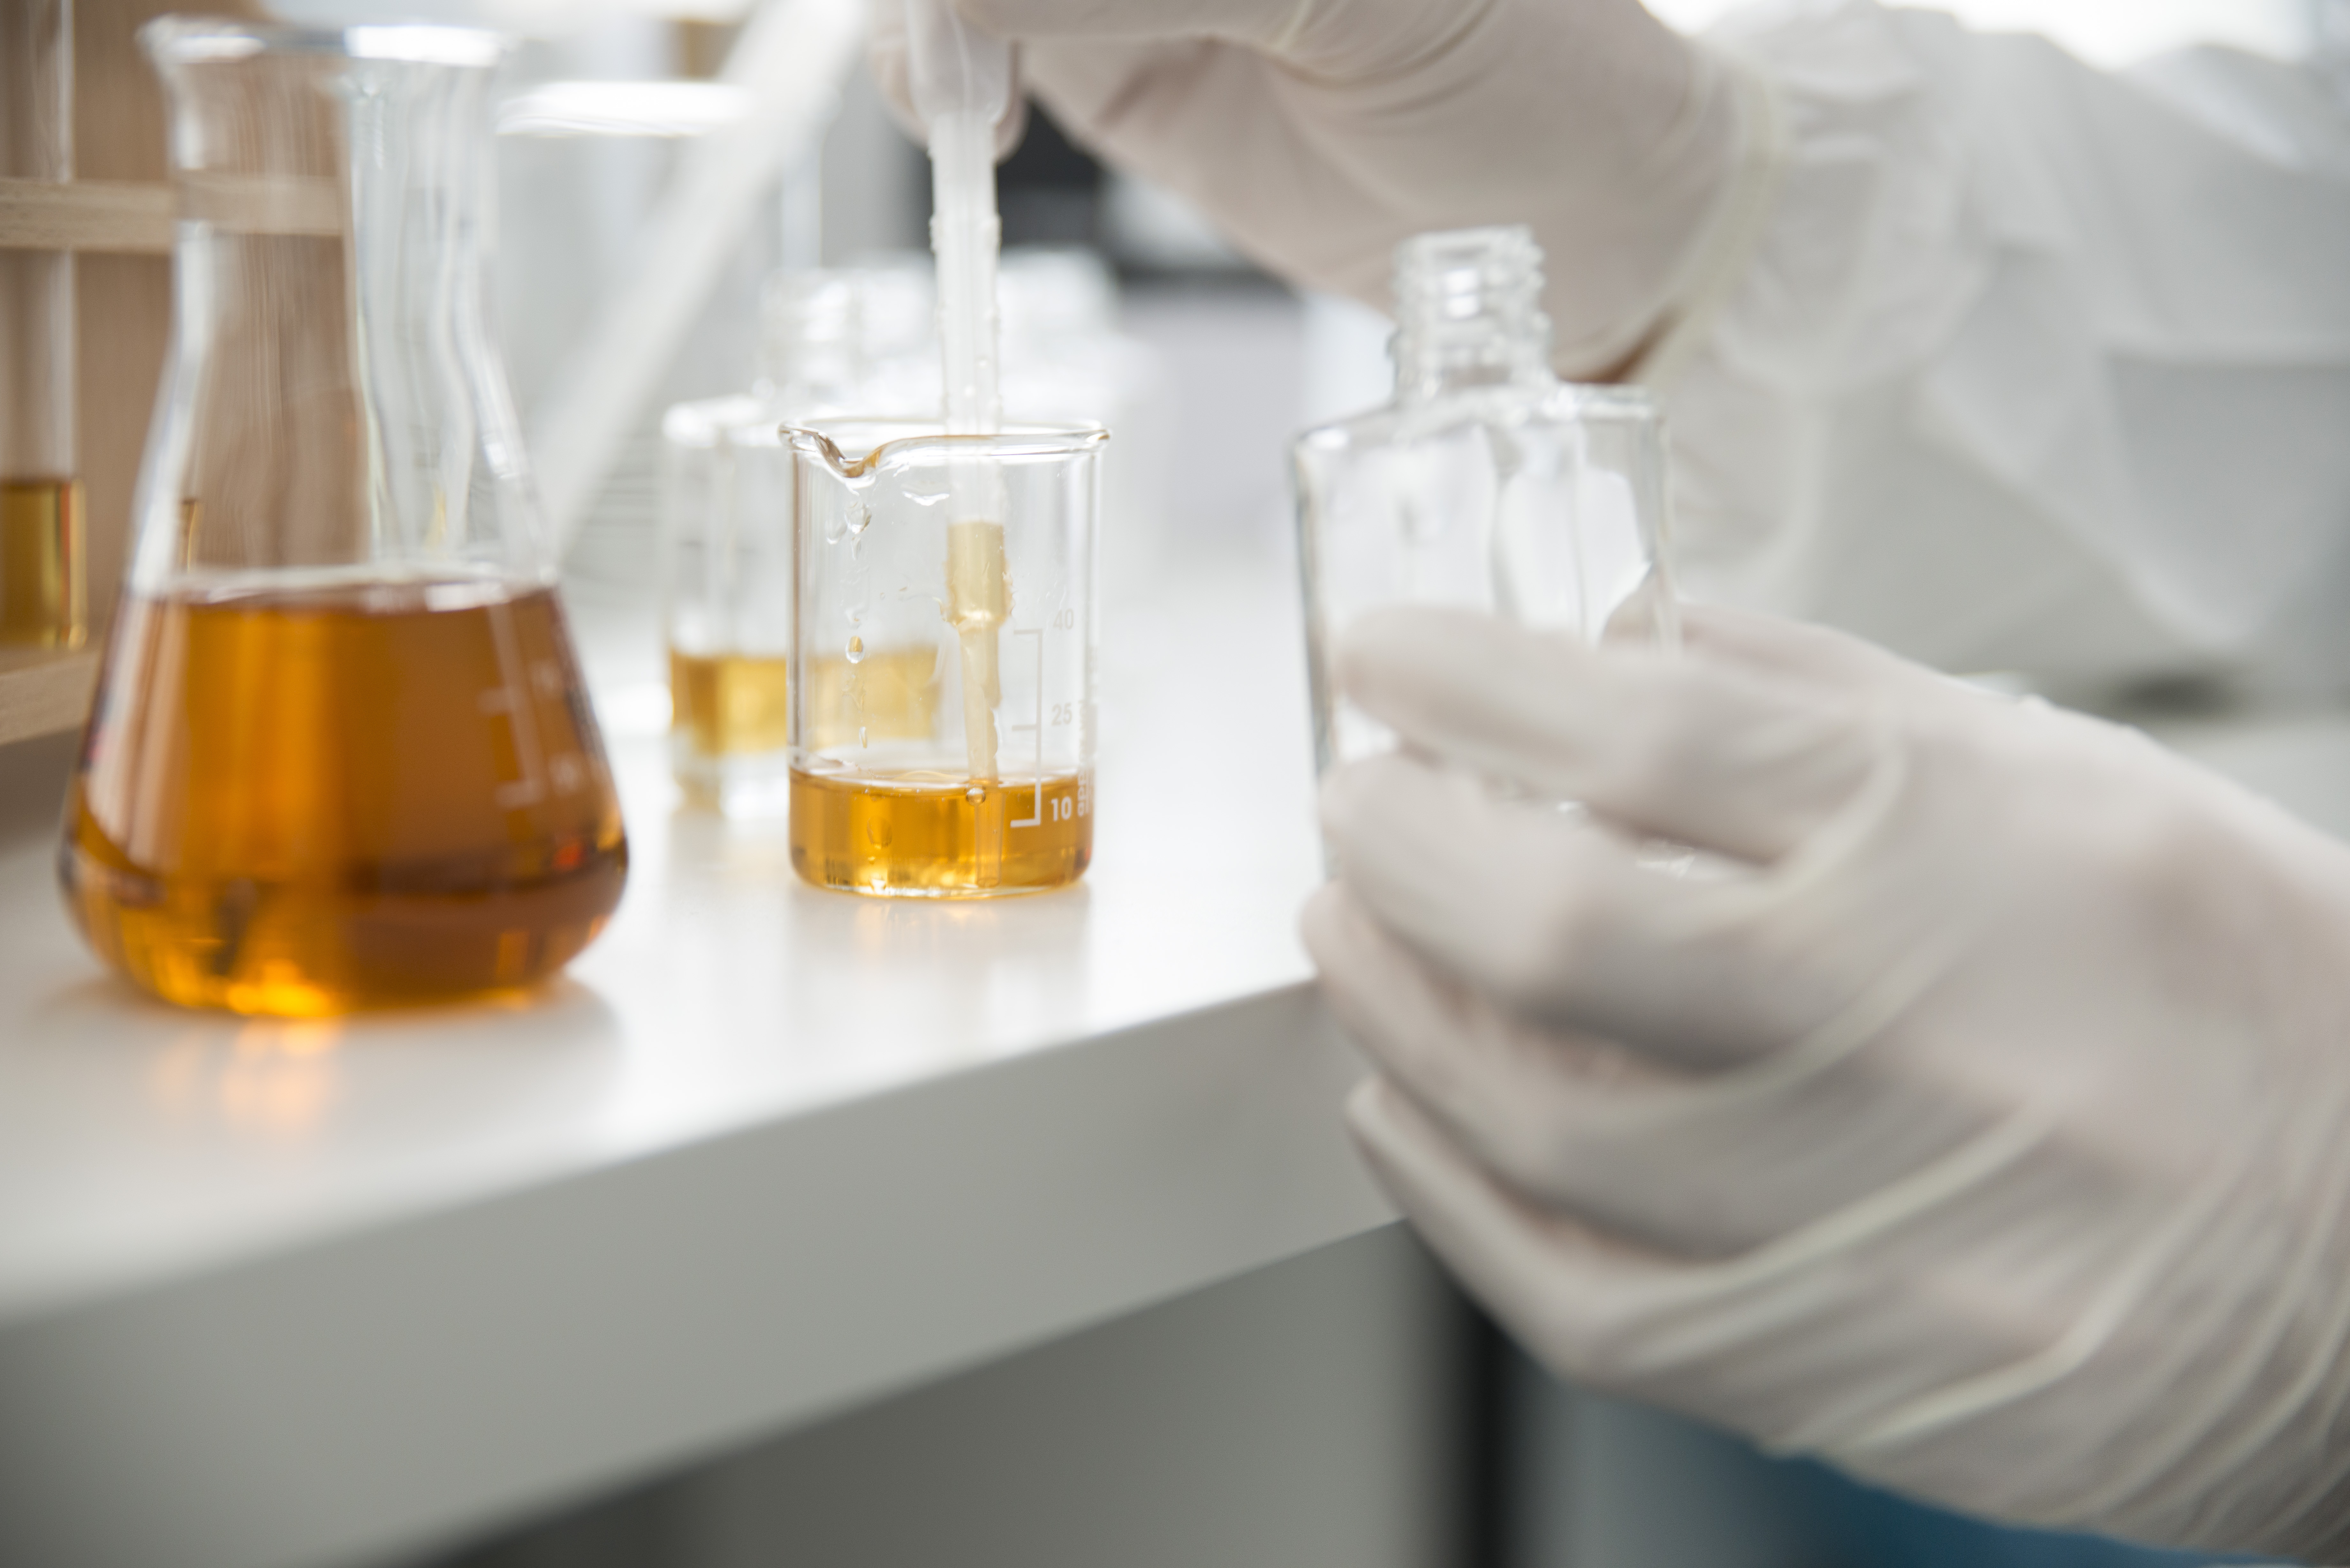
141, 16, 506, 70
783, 418, 1109, 475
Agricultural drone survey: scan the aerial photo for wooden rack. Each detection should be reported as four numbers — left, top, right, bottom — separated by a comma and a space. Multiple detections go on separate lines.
0, 176, 171, 253
0, 0, 254, 749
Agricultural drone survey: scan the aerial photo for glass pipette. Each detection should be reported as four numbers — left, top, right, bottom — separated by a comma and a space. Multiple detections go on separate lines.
905, 0, 1012, 783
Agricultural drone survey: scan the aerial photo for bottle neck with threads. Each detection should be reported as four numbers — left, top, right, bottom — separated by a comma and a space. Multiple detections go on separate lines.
1389, 226, 1554, 404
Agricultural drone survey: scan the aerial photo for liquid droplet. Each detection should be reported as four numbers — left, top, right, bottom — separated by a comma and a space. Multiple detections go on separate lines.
846, 635, 865, 663
965, 785, 986, 804
824, 506, 845, 544
846, 500, 871, 535
858, 725, 868, 748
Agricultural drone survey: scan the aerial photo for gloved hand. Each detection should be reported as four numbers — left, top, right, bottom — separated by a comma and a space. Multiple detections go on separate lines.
869, 0, 1753, 376
1308, 603, 2350, 1558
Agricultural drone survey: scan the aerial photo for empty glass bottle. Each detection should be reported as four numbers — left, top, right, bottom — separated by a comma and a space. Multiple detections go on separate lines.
59, 20, 627, 1016
1295, 226, 1679, 778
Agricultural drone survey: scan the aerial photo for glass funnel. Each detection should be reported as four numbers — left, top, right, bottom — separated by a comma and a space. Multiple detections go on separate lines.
58, 20, 627, 1015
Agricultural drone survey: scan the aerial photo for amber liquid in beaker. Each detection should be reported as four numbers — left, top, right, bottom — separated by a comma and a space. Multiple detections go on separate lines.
1, 476, 86, 649
789, 768, 1091, 896
61, 581, 627, 1014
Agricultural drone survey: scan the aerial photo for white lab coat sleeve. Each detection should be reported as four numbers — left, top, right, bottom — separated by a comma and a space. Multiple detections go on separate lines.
1663, 0, 2350, 692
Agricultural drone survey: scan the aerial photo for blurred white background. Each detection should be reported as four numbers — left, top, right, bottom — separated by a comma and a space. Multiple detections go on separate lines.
1655, 0, 2314, 64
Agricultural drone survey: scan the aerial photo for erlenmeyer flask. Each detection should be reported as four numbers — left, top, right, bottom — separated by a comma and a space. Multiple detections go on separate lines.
58, 19, 627, 1016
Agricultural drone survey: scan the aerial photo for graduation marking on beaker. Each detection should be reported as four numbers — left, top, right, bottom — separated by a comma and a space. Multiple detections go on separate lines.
1007, 624, 1046, 829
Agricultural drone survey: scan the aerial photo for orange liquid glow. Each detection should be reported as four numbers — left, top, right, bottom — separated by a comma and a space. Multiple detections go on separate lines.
60, 581, 627, 1014
789, 767, 1091, 897
1, 476, 86, 649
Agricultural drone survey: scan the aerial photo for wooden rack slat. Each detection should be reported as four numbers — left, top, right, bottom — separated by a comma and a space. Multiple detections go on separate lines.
0, 177, 173, 253
0, 650, 99, 747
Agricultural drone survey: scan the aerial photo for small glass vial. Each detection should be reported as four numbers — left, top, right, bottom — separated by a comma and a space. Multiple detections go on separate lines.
0, 0, 83, 651
663, 269, 921, 815
1293, 225, 1678, 777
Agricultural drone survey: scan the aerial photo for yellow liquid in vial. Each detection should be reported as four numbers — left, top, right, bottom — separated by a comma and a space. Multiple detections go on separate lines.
668, 644, 943, 759
670, 647, 791, 757
61, 582, 628, 1015
1, 476, 86, 649
790, 767, 1092, 896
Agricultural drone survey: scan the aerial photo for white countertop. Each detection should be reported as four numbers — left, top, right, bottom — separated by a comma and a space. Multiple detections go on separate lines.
0, 546, 1390, 1568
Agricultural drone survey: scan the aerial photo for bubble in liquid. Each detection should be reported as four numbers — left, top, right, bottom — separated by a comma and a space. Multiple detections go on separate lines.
846, 635, 865, 663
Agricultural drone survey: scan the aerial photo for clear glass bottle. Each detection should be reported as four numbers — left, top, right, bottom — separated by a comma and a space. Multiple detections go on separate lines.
59, 20, 627, 1016
1294, 225, 1679, 777
0, 0, 82, 650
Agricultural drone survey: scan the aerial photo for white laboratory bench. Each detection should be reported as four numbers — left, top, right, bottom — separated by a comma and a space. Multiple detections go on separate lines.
0, 544, 1390, 1568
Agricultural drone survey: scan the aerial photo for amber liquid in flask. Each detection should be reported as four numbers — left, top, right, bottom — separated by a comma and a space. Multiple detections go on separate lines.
61, 581, 628, 1014
0, 476, 85, 649
789, 766, 1091, 895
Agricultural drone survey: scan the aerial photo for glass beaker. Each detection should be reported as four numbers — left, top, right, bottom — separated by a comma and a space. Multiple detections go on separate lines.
57, 20, 627, 1016
785, 418, 1101, 897
1295, 227, 1679, 777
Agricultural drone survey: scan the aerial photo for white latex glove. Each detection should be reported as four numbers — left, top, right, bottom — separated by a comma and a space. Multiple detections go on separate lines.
1307, 603, 2350, 1558
869, 0, 1757, 376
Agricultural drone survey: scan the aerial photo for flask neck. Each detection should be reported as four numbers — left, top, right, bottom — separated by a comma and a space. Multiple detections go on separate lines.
138, 20, 529, 586
1389, 226, 1553, 403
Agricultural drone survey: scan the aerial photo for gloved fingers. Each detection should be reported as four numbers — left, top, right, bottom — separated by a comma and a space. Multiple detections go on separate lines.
867, 0, 1030, 158
1336, 605, 1882, 865
956, 0, 1289, 47
1306, 880, 1992, 1255
1347, 1076, 2066, 1454
1307, 881, 1759, 1256
1305, 878, 1672, 1161
1597, 582, 1680, 650
1320, 753, 1834, 1071
1672, 601, 1967, 706
1018, 36, 1395, 309
1346, 1075, 1701, 1383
